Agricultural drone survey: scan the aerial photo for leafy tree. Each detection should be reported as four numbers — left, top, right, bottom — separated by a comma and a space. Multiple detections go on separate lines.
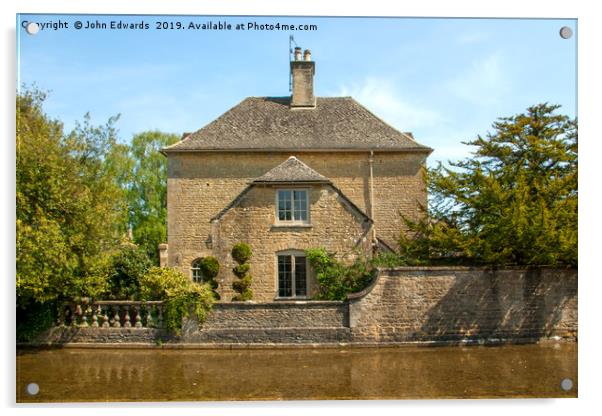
400, 103, 577, 267
125, 131, 179, 264
16, 89, 127, 308
106, 243, 153, 300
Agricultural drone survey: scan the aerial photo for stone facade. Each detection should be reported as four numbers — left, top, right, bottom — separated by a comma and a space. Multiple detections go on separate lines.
166, 151, 426, 288
211, 181, 373, 301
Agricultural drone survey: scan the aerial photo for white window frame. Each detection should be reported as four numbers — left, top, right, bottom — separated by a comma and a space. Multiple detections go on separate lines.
275, 251, 309, 299
191, 258, 205, 284
275, 188, 310, 225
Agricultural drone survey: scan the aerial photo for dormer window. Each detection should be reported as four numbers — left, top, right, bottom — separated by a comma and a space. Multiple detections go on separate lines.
276, 189, 309, 224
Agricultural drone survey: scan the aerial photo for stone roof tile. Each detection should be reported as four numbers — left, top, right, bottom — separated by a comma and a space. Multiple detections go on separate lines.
163, 97, 432, 152
253, 156, 330, 183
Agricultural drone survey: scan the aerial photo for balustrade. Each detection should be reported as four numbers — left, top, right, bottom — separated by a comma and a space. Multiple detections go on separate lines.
59, 300, 164, 329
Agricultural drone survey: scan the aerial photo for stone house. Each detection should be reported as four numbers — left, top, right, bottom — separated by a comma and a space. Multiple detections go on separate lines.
160, 48, 432, 302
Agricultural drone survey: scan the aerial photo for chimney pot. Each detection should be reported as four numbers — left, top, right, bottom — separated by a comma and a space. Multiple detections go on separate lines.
294, 47, 302, 61
303, 49, 311, 61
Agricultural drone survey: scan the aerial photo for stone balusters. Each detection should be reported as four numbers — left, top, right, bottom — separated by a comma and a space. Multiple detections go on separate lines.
101, 305, 110, 328
111, 305, 121, 328
59, 300, 165, 330
123, 305, 132, 328
145, 303, 155, 328
134, 305, 142, 328
91, 305, 100, 327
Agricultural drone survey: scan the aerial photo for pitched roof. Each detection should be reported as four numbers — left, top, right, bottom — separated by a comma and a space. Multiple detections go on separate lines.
253, 156, 330, 183
163, 97, 432, 153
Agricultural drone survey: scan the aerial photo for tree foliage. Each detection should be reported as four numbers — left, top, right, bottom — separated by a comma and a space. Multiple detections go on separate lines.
106, 243, 153, 300
138, 267, 215, 331
305, 248, 374, 300
400, 103, 577, 267
16, 89, 128, 308
125, 131, 179, 264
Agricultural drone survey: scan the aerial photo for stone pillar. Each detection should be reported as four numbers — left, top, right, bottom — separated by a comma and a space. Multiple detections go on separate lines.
158, 243, 168, 268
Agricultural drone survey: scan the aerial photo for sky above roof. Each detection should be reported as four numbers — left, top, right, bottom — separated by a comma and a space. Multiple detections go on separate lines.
17, 14, 576, 165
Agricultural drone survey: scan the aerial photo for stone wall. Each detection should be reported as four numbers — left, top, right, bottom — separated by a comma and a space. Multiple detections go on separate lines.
348, 267, 578, 343
199, 301, 349, 328
166, 151, 426, 278
30, 327, 171, 345
183, 301, 351, 344
27, 268, 577, 346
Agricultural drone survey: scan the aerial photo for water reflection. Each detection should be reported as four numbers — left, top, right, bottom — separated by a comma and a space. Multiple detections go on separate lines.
17, 343, 577, 402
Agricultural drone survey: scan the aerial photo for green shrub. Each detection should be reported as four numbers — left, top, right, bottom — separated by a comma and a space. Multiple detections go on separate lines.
370, 251, 407, 268
232, 275, 252, 293
107, 243, 153, 300
305, 248, 375, 300
198, 256, 220, 300
231, 242, 253, 301
139, 267, 215, 331
232, 263, 250, 275
199, 256, 220, 279
231, 242, 252, 264
16, 301, 57, 343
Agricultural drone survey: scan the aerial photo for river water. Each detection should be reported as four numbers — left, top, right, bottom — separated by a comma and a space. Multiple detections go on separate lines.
16, 342, 577, 402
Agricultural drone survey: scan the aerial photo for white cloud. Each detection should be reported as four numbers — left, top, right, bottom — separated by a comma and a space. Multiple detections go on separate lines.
335, 77, 446, 132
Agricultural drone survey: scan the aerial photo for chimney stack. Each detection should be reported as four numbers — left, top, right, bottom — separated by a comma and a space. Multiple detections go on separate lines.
290, 47, 315, 108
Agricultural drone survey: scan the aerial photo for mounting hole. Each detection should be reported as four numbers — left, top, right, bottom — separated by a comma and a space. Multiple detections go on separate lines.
25, 22, 39, 35
560, 378, 573, 391
26, 383, 39, 395
559, 26, 573, 39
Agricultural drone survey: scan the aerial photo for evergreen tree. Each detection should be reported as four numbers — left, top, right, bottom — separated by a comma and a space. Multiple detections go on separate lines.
400, 103, 577, 267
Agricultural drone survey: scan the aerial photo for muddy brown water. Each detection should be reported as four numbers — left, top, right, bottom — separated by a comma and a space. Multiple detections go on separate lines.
16, 342, 577, 402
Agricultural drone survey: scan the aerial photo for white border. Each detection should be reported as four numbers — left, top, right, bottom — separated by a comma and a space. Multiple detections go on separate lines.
4, 1, 600, 415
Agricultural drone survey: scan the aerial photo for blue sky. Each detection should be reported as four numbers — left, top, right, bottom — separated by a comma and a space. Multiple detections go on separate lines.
17, 14, 576, 165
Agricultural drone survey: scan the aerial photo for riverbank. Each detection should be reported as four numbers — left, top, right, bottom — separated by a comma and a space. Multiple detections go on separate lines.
18, 336, 576, 350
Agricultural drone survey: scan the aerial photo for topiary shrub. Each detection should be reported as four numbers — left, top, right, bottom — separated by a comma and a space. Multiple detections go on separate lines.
231, 242, 253, 301
198, 256, 220, 300
231, 243, 252, 264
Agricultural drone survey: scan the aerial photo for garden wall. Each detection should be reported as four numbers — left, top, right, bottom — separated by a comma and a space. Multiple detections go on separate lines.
28, 267, 577, 346
182, 301, 351, 344
347, 267, 578, 343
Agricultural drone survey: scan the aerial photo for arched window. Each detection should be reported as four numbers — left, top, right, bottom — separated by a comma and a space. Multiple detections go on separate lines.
191, 258, 205, 284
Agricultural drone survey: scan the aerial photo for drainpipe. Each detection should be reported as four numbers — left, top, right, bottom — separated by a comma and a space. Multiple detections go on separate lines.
368, 150, 377, 246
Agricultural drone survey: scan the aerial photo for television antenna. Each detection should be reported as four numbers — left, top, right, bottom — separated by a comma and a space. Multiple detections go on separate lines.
288, 35, 298, 92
